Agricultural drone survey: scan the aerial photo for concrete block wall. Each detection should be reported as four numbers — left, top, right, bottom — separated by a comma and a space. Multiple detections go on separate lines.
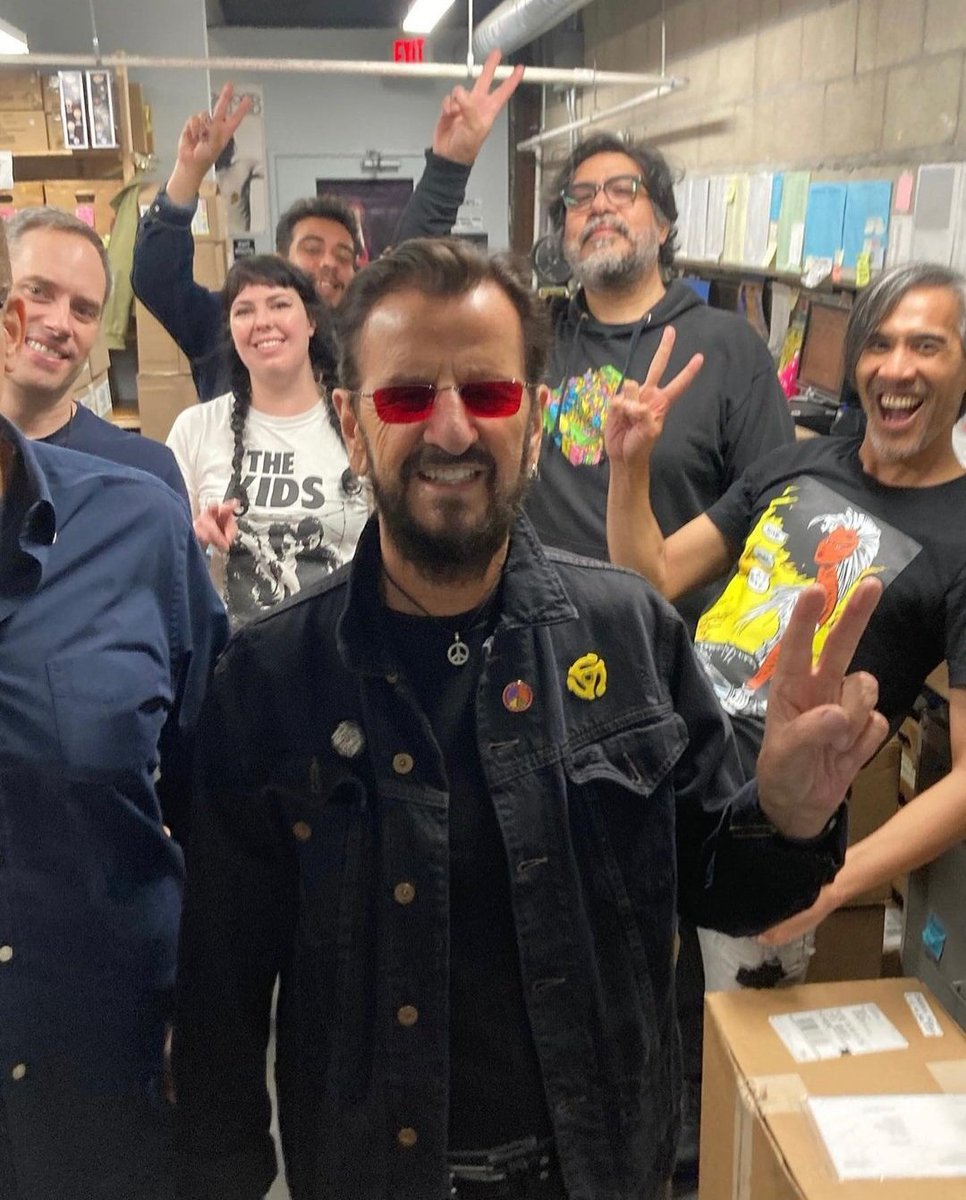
545, 0, 966, 180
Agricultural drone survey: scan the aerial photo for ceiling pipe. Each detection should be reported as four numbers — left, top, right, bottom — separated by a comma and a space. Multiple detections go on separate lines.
516, 76, 686, 151
472, 0, 593, 58
0, 51, 669, 90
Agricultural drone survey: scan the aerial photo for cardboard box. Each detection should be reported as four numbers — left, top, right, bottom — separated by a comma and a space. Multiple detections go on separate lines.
701, 978, 966, 1200
194, 240, 227, 291
88, 328, 111, 378
0, 110, 48, 152
40, 73, 62, 114
134, 300, 191, 376
0, 182, 45, 219
0, 69, 43, 111
138, 181, 227, 244
89, 371, 113, 418
45, 110, 65, 152
196, 180, 228, 243
898, 714, 922, 807
137, 373, 197, 443
847, 737, 900, 904
807, 904, 885, 984
43, 181, 120, 239
127, 81, 153, 158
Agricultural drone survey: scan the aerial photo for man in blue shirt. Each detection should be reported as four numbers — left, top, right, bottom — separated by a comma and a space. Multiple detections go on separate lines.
0, 205, 188, 500
0, 221, 228, 1199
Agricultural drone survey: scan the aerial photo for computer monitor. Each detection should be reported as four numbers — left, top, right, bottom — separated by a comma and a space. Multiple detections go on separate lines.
797, 299, 851, 399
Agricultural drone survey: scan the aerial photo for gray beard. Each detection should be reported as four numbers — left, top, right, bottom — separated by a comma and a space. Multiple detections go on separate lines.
565, 229, 661, 293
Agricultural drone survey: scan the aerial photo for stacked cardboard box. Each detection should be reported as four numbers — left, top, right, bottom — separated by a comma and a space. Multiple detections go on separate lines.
0, 69, 47, 152
701, 977, 966, 1200
43, 181, 123, 239
0, 182, 45, 219
136, 181, 228, 442
70, 329, 112, 419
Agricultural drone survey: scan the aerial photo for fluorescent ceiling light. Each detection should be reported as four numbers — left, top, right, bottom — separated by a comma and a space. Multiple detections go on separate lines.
0, 17, 28, 54
402, 0, 457, 35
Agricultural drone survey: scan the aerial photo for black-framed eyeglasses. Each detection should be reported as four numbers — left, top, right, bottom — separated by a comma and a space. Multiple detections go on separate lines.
560, 174, 648, 211
356, 379, 529, 425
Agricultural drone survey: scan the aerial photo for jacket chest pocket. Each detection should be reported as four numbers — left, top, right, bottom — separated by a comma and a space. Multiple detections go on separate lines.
564, 712, 686, 901
269, 756, 372, 953
47, 651, 171, 779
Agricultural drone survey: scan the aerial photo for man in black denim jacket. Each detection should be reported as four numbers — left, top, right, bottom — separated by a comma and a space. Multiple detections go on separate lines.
174, 238, 886, 1200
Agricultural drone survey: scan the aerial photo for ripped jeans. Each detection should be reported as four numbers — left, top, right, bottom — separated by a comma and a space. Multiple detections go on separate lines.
696, 928, 815, 992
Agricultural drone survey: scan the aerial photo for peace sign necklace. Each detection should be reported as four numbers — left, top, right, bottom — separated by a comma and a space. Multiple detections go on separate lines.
381, 565, 497, 668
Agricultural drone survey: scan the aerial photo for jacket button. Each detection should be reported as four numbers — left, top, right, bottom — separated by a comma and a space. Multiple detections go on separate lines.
392, 752, 414, 775
397, 1127, 417, 1148
292, 821, 312, 842
10, 1063, 26, 1081
0, 945, 12, 963
393, 881, 416, 905
396, 1005, 418, 1027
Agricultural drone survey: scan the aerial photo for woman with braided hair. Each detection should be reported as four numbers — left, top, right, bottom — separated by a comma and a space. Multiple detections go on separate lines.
167, 255, 367, 626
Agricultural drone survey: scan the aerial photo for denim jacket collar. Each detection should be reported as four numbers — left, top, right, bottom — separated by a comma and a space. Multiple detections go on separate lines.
336, 513, 579, 678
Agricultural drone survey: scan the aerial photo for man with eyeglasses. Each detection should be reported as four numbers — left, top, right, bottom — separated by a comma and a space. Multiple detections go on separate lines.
527, 134, 793, 632
133, 54, 523, 401
521, 134, 795, 1184
173, 237, 886, 1200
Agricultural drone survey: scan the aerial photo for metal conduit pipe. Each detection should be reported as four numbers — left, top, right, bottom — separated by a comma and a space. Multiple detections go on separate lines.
0, 51, 668, 90
471, 0, 594, 58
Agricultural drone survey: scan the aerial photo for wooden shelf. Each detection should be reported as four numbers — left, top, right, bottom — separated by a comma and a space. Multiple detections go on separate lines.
13, 148, 125, 183
676, 257, 859, 295
109, 403, 140, 431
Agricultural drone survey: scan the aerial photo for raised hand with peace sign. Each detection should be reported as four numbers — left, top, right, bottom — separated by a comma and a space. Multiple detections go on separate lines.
167, 82, 255, 207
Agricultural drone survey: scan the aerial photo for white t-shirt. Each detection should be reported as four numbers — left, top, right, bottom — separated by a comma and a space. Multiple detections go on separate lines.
168, 393, 369, 625
954, 415, 966, 468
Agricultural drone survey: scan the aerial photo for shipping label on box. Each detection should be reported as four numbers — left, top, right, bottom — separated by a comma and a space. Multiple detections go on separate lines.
0, 69, 43, 111
701, 978, 966, 1200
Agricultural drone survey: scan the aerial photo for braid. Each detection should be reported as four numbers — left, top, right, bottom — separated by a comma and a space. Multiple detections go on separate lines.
227, 362, 252, 515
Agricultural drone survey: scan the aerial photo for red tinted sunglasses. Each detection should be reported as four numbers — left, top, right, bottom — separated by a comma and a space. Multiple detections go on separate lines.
358, 379, 528, 424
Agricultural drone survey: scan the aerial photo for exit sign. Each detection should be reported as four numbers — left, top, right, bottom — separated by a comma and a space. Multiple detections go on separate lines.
393, 38, 425, 62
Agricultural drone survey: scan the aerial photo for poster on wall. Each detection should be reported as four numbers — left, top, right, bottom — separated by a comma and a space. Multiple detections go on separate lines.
315, 178, 414, 263
212, 83, 268, 237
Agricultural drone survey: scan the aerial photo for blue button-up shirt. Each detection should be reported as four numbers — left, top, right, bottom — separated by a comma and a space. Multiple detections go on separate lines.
0, 415, 227, 1199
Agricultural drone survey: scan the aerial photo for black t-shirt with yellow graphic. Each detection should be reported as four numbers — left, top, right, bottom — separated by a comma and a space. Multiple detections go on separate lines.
703, 435, 966, 769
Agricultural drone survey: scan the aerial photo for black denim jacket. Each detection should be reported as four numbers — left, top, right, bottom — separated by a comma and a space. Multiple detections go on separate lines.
175, 516, 844, 1200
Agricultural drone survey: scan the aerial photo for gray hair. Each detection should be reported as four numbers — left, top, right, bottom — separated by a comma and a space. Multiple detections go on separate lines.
845, 262, 966, 386
6, 206, 112, 304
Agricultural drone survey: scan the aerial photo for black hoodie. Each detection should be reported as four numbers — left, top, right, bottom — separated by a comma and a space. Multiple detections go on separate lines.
525, 279, 794, 630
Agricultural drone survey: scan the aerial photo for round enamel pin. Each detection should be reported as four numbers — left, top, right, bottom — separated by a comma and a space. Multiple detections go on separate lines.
331, 720, 366, 758
502, 679, 534, 713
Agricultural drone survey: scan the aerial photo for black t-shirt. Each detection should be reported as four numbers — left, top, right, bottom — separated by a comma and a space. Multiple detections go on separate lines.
381, 598, 553, 1152
701, 436, 966, 767
525, 281, 794, 633
41, 403, 189, 501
